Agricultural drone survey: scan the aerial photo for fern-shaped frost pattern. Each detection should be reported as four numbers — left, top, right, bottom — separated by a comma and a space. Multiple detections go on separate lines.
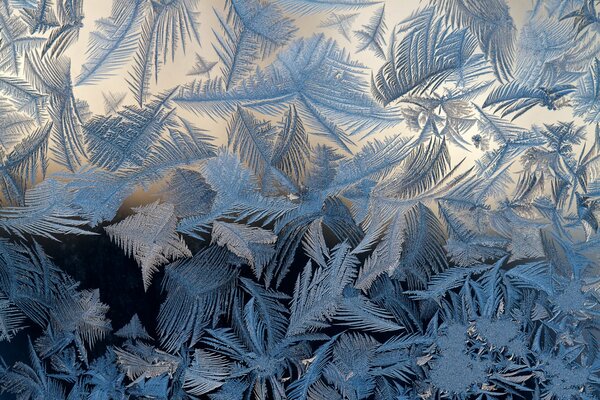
0, 2, 598, 400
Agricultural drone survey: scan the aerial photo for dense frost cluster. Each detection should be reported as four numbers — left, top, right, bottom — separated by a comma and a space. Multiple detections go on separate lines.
0, 0, 599, 399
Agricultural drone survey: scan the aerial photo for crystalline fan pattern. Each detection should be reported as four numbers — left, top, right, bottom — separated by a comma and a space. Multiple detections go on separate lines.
0, 1, 599, 399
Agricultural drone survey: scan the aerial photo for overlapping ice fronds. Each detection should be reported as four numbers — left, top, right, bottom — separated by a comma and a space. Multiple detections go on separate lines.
0, 1, 598, 399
